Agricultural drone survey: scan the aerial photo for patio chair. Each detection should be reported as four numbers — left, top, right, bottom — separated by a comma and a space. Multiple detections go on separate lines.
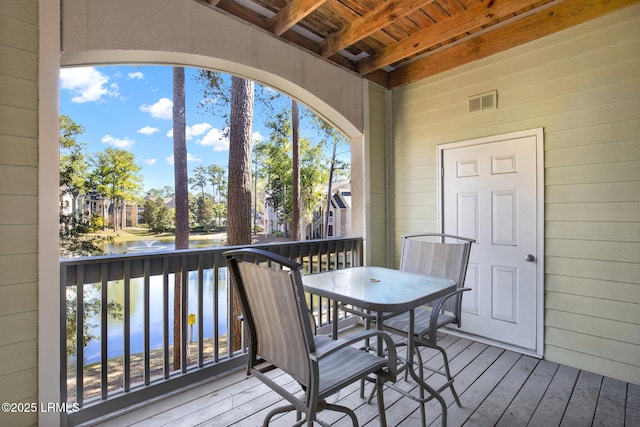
378, 233, 474, 425
224, 248, 397, 427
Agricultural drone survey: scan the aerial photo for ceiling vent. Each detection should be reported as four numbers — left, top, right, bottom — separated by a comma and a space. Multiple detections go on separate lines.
468, 90, 497, 113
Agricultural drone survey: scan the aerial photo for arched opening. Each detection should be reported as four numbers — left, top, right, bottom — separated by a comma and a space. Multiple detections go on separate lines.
42, 3, 370, 419
39, 2, 366, 424
58, 64, 356, 250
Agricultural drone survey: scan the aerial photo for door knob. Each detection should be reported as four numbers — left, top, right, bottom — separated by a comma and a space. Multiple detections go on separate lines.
524, 254, 535, 262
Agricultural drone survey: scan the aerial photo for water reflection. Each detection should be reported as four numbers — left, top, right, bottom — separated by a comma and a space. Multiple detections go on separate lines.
80, 268, 228, 365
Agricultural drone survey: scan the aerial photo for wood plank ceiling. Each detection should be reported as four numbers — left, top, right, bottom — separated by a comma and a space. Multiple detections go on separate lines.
199, 0, 638, 88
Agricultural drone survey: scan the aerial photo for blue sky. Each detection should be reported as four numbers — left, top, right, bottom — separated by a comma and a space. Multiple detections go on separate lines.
59, 65, 336, 192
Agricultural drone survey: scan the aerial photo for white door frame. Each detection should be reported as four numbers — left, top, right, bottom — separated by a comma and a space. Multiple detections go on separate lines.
436, 128, 545, 358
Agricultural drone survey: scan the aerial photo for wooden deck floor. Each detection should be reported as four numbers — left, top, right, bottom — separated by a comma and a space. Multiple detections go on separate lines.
88, 332, 639, 427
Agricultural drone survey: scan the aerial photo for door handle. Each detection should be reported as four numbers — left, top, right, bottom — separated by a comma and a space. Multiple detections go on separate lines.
524, 254, 535, 262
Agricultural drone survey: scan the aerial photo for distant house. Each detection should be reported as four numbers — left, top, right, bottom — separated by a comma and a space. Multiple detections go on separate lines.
61, 189, 143, 229
309, 181, 352, 239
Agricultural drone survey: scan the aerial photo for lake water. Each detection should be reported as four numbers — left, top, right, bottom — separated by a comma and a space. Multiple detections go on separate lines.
102, 238, 226, 254
78, 239, 229, 365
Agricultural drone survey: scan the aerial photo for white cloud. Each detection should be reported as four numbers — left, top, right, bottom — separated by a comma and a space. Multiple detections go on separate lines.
137, 126, 159, 135
197, 127, 229, 152
252, 131, 264, 143
188, 122, 213, 139
128, 72, 144, 79
190, 128, 260, 151
144, 158, 157, 165
139, 97, 173, 120
59, 67, 119, 103
101, 134, 135, 149
166, 153, 202, 165
166, 122, 213, 141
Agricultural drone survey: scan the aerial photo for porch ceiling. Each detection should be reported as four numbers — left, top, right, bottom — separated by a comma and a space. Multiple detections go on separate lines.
198, 0, 636, 88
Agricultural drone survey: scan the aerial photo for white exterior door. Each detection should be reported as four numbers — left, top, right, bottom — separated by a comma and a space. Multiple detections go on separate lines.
439, 129, 544, 355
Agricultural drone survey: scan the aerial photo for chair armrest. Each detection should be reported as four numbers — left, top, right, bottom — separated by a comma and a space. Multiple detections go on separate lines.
312, 329, 397, 377
425, 287, 471, 343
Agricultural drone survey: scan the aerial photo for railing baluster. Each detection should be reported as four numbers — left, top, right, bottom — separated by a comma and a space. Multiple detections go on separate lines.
76, 266, 84, 407
197, 254, 204, 368
227, 265, 234, 359
101, 264, 108, 400
213, 262, 220, 363
123, 261, 131, 392
180, 255, 188, 374
59, 266, 68, 407
143, 259, 151, 386
162, 257, 170, 379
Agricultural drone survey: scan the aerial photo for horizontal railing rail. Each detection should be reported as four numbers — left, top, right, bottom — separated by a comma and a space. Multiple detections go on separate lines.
60, 237, 363, 426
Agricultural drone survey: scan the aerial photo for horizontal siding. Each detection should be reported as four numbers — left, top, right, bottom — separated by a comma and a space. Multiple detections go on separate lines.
0, 225, 37, 256
0, 135, 38, 167
0, 282, 38, 316
391, 4, 640, 383
0, 0, 39, 424
546, 309, 640, 346
546, 221, 640, 243
0, 164, 38, 195
545, 273, 640, 304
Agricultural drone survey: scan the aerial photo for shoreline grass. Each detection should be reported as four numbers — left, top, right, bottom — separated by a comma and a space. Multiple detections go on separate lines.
67, 337, 229, 403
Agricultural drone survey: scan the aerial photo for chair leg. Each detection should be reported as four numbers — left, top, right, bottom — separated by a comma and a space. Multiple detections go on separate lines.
414, 346, 427, 427
436, 345, 461, 407
375, 376, 386, 427
263, 404, 297, 426
323, 403, 358, 427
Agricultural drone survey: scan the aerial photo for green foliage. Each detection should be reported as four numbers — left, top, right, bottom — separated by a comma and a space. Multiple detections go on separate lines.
257, 108, 329, 226
66, 287, 123, 358
89, 148, 143, 204
189, 166, 209, 200
59, 114, 86, 149
59, 114, 89, 193
60, 115, 125, 358
142, 198, 174, 233
88, 148, 143, 231
59, 115, 112, 257
59, 212, 114, 258
89, 214, 105, 232
147, 186, 174, 198
190, 164, 227, 204
195, 70, 281, 127
192, 196, 215, 231
212, 202, 227, 228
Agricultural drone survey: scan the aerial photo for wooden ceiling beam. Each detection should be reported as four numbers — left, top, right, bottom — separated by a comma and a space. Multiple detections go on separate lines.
357, 0, 542, 76
269, 0, 327, 36
389, 0, 638, 88
210, 0, 358, 72
319, 0, 434, 58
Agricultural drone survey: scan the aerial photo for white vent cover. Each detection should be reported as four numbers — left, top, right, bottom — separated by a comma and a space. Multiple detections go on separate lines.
468, 90, 497, 113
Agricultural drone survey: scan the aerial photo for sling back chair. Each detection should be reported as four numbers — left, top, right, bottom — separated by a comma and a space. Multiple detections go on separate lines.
376, 233, 474, 426
225, 248, 397, 427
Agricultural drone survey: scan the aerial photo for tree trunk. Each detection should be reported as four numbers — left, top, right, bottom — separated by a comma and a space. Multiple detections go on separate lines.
173, 67, 189, 250
291, 99, 300, 241
172, 67, 189, 370
112, 197, 118, 233
324, 139, 337, 238
227, 76, 254, 351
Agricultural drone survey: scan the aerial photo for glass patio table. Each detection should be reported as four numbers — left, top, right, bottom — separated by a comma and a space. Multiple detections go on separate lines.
302, 266, 456, 426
